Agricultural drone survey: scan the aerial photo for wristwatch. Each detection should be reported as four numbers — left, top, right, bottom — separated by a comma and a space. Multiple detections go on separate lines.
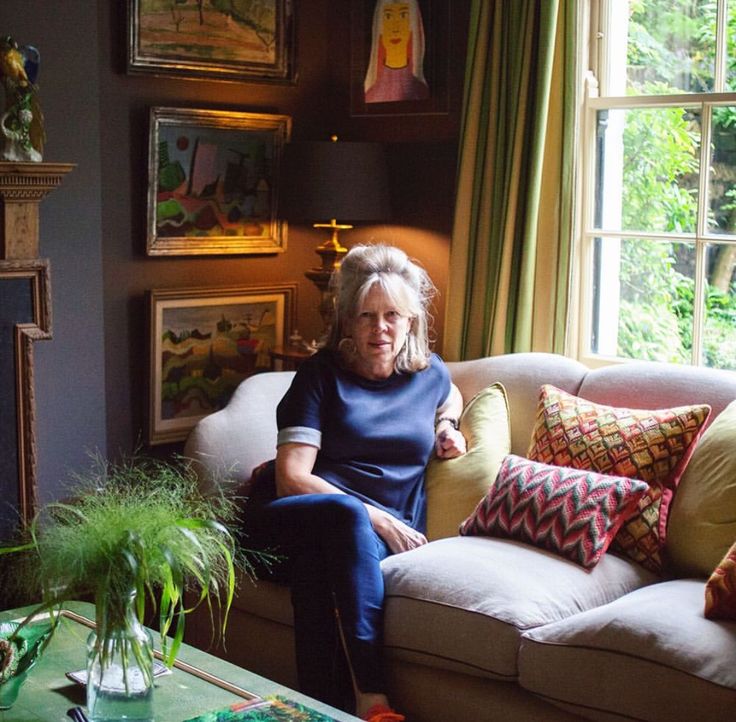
436, 416, 460, 430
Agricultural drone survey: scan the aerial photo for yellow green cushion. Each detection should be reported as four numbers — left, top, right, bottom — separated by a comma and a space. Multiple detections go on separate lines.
667, 400, 736, 577
425, 383, 510, 541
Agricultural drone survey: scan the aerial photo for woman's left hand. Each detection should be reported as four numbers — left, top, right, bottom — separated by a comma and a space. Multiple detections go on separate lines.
366, 505, 428, 554
435, 426, 467, 459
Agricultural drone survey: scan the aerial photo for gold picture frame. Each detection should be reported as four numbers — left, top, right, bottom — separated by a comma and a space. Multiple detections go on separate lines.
146, 107, 291, 256
147, 283, 296, 445
128, 0, 296, 84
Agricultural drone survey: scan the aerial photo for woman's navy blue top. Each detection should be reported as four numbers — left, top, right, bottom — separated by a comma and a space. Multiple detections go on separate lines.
276, 349, 451, 533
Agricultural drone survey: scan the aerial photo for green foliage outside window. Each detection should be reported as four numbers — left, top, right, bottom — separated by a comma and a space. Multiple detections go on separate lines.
615, 1, 736, 369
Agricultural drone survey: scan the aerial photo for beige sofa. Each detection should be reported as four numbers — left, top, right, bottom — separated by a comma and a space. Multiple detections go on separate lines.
184, 352, 736, 721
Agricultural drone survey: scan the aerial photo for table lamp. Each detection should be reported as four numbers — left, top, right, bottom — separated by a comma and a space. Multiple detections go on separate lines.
279, 136, 391, 331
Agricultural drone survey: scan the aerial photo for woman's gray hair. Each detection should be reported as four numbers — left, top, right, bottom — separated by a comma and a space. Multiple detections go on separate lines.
323, 244, 437, 373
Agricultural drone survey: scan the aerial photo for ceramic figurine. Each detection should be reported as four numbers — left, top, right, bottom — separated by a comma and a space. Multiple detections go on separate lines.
0, 36, 45, 162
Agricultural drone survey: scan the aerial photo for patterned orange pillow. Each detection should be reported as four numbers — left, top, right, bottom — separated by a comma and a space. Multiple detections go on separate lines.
705, 540, 736, 620
527, 385, 710, 574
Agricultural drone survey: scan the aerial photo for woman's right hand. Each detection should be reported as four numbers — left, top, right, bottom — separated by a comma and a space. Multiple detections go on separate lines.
366, 506, 427, 554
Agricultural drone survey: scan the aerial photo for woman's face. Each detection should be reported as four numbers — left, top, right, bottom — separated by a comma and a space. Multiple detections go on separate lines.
380, 2, 411, 66
347, 283, 412, 379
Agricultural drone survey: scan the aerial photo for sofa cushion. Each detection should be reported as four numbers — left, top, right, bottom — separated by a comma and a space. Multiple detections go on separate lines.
425, 383, 511, 541
381, 536, 656, 682
518, 579, 736, 721
577, 359, 736, 426
232, 574, 293, 626
705, 539, 736, 621
527, 384, 710, 574
459, 454, 648, 569
667, 400, 736, 577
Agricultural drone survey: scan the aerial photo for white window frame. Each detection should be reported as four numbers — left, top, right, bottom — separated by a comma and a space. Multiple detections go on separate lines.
573, 0, 736, 369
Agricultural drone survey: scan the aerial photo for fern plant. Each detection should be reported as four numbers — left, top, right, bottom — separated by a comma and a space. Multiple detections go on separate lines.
1, 453, 261, 673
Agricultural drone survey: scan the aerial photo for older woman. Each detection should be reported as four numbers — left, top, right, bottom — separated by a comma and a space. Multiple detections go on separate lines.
243, 245, 466, 721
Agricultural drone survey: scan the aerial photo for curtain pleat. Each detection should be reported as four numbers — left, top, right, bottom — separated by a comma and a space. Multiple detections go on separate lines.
444, 0, 576, 361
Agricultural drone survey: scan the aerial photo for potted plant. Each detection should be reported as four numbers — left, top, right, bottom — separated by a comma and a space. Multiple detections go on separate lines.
0, 453, 260, 721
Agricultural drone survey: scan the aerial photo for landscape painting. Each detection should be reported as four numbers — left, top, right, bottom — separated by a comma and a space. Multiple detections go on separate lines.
128, 0, 296, 83
146, 108, 291, 255
148, 284, 296, 444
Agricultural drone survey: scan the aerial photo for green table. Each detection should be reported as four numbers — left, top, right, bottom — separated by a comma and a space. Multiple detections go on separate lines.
0, 602, 359, 722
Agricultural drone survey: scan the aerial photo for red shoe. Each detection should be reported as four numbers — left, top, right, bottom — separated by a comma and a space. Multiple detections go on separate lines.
362, 704, 405, 722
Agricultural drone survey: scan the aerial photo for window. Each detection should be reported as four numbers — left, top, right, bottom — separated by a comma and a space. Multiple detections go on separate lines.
577, 0, 736, 371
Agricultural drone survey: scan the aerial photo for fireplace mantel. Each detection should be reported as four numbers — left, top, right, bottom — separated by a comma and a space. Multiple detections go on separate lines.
0, 162, 75, 259
0, 161, 74, 536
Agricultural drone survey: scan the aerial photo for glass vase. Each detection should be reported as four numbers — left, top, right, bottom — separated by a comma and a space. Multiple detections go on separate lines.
86, 591, 154, 722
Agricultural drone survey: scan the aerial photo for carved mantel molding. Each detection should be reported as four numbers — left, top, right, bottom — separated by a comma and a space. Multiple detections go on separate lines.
0, 162, 75, 259
0, 161, 73, 534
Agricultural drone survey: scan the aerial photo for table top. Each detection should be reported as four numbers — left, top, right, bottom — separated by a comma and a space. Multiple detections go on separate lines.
0, 602, 359, 722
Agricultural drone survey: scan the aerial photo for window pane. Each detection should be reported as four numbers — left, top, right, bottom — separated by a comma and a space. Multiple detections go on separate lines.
626, 0, 715, 94
591, 237, 695, 364
727, 0, 736, 91
595, 108, 700, 234
709, 106, 736, 234
703, 243, 736, 369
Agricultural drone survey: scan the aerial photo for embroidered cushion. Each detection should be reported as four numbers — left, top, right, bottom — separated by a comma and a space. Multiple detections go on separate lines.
527, 385, 710, 574
705, 540, 736, 621
426, 383, 511, 541
459, 454, 648, 569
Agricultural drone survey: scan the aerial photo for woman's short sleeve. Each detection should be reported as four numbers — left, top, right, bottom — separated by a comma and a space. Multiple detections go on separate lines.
275, 357, 327, 448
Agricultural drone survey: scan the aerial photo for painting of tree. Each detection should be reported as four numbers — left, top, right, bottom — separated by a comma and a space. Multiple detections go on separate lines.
128, 0, 295, 82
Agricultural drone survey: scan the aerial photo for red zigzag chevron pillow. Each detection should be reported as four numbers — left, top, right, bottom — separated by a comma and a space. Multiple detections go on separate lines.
459, 454, 649, 569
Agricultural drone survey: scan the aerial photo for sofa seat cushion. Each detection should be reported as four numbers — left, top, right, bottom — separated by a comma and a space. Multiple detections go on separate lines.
232, 573, 294, 626
380, 536, 656, 682
518, 579, 736, 721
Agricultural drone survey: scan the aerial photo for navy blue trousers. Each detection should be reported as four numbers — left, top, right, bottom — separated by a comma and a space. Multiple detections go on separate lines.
242, 465, 391, 710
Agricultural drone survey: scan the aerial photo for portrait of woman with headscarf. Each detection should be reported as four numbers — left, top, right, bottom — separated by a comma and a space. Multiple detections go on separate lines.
363, 0, 430, 104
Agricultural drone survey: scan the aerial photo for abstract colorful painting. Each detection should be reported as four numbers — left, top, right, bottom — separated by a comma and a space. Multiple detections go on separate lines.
146, 108, 291, 255
148, 284, 296, 444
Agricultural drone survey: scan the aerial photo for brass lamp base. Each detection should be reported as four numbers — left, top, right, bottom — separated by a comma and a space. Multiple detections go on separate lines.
305, 218, 352, 332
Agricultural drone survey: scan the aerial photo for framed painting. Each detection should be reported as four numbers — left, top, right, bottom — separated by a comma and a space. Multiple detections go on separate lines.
147, 107, 291, 256
350, 0, 450, 117
147, 283, 297, 445
128, 0, 296, 83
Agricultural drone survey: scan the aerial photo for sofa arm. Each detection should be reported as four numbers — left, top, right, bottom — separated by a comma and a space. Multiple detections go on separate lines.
183, 371, 295, 495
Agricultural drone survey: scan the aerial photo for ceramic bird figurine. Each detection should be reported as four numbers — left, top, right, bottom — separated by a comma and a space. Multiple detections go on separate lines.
0, 36, 45, 162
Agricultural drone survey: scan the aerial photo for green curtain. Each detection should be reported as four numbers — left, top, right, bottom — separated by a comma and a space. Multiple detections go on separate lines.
444, 0, 577, 360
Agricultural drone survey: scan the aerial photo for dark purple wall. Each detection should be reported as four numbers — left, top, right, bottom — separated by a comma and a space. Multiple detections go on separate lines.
0, 0, 468, 500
